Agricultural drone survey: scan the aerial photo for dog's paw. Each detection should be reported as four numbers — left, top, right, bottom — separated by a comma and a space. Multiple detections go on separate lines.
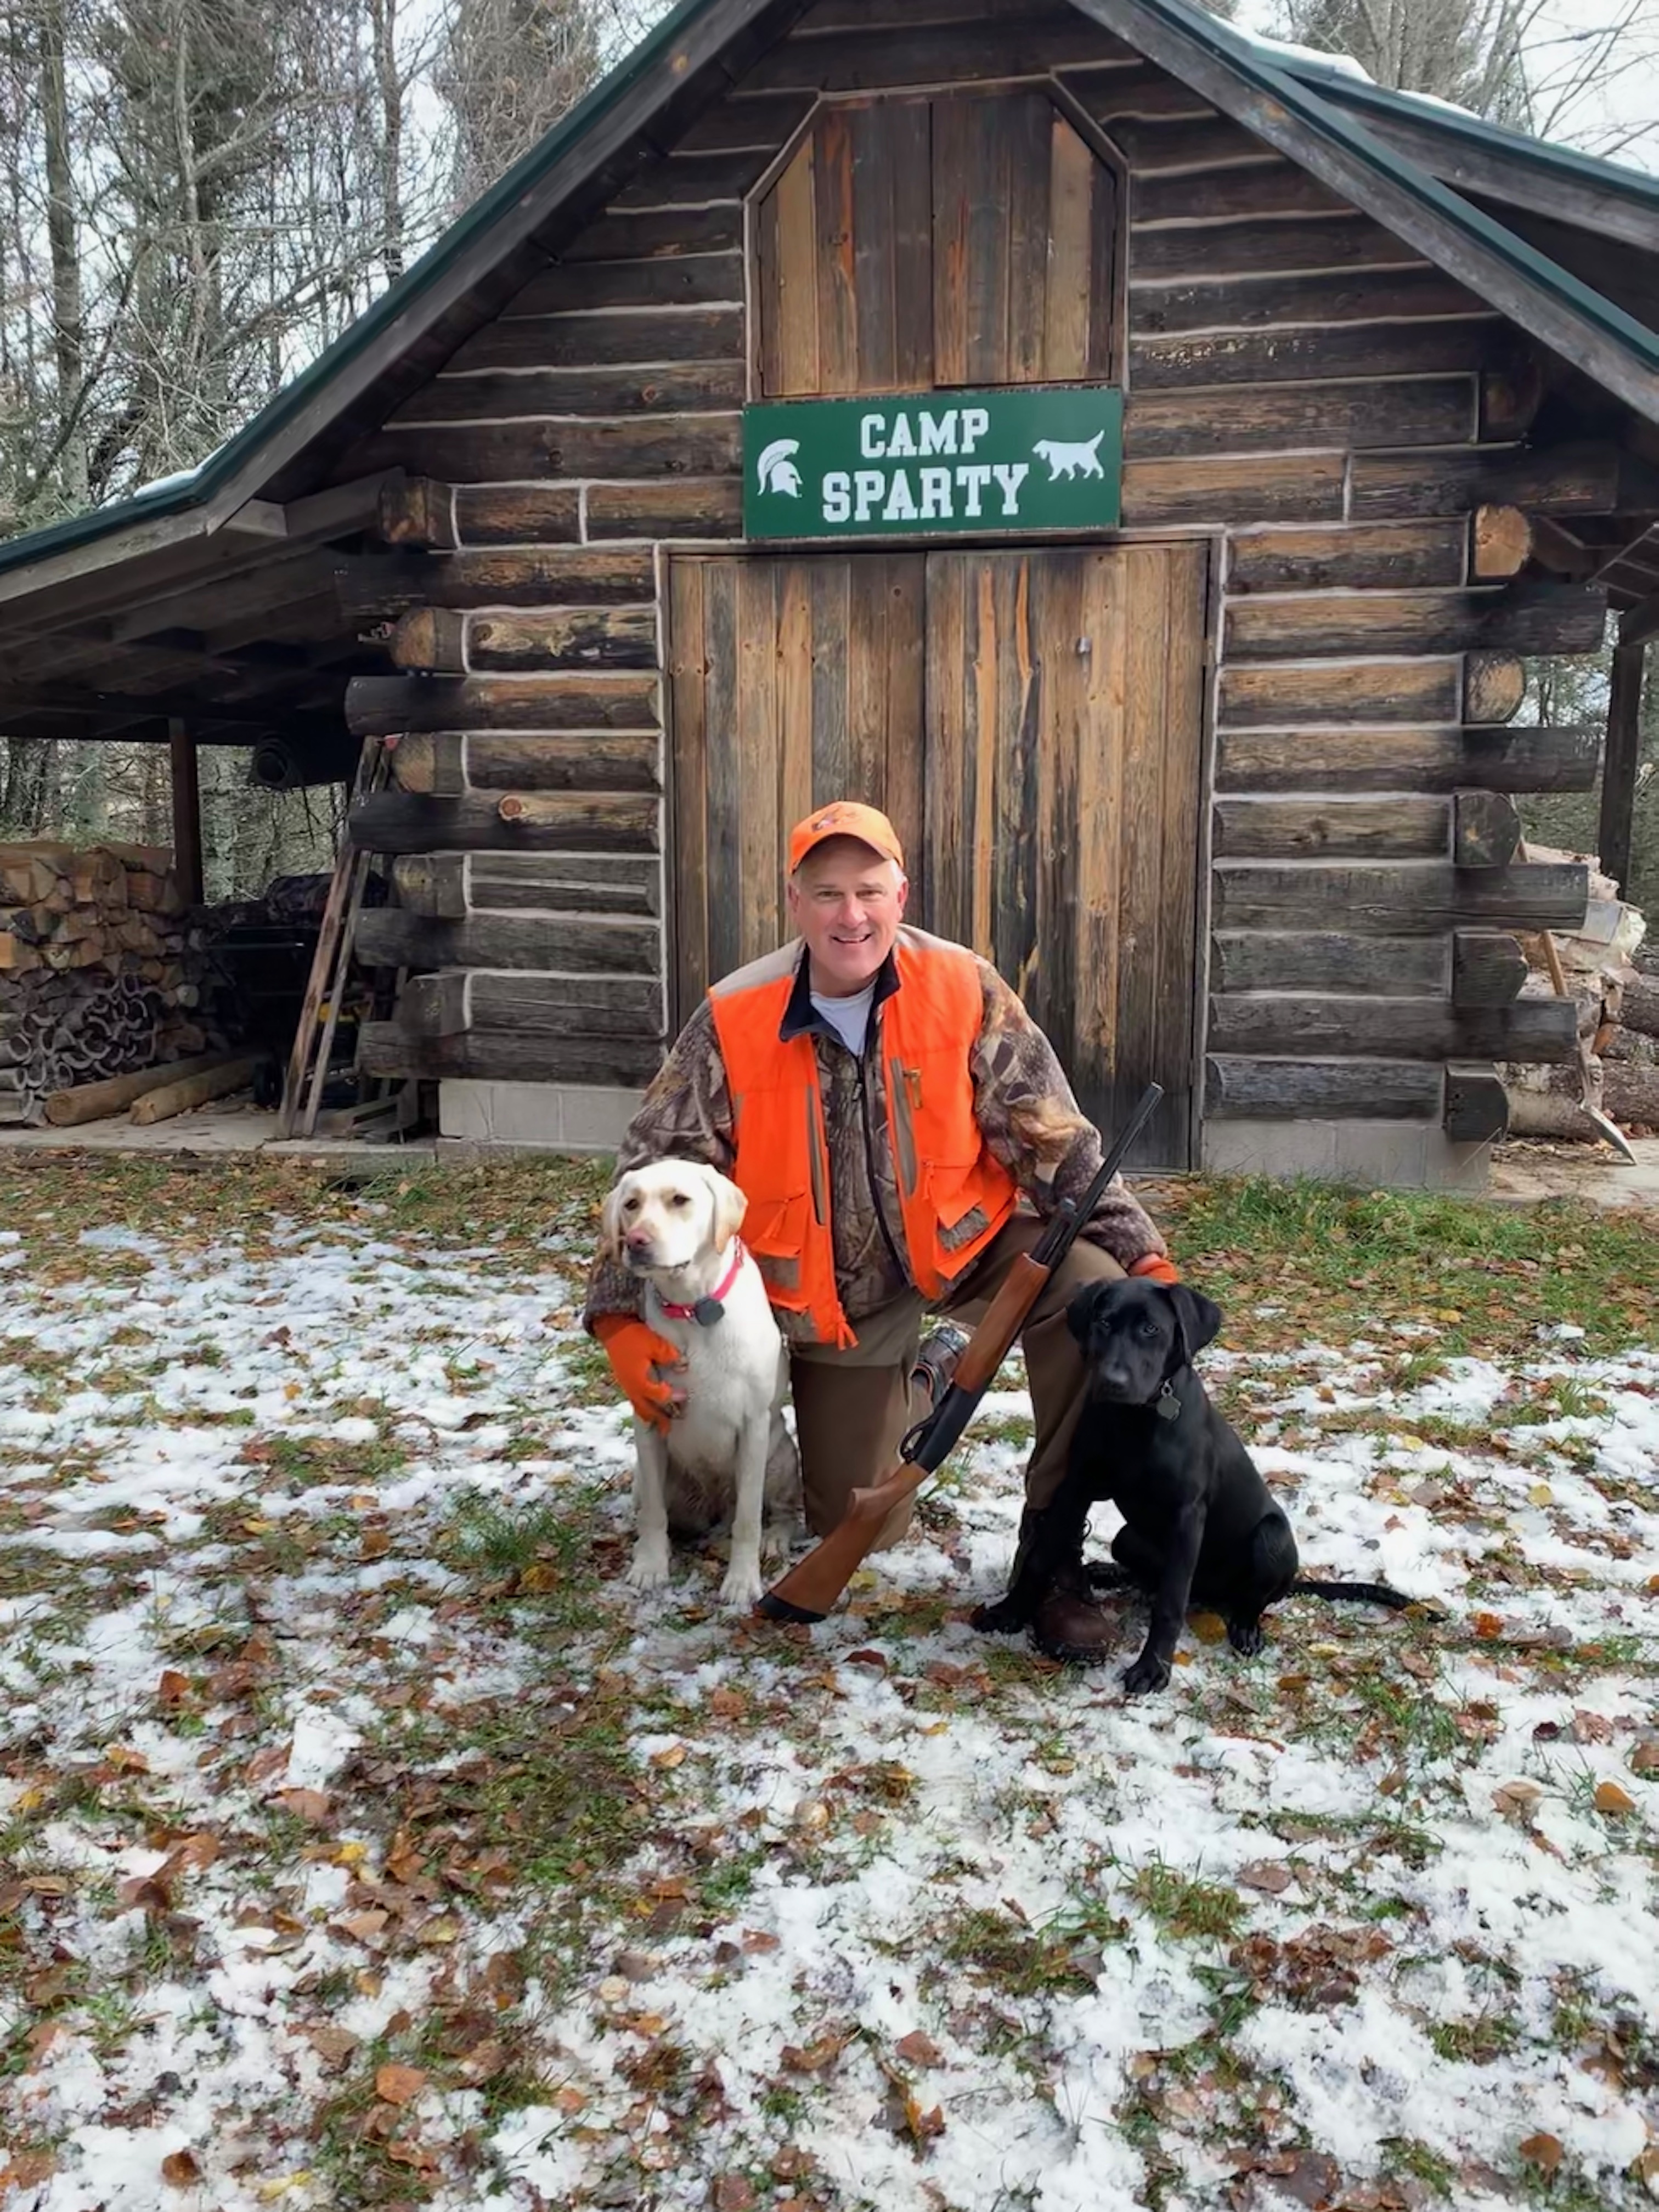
624, 1544, 672, 1593
719, 1557, 766, 1611
760, 1520, 798, 1565
1226, 1617, 1265, 1657
1122, 1651, 1171, 1697
970, 1596, 1026, 1635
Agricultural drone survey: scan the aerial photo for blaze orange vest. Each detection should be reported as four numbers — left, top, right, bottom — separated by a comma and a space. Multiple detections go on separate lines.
709, 930, 1019, 1347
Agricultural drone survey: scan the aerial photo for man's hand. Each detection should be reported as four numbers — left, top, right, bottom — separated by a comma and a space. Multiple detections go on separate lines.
1128, 1251, 1181, 1286
591, 1314, 686, 1430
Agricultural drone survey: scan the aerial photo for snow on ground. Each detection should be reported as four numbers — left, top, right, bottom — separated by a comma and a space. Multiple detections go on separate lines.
2, 1186, 1658, 2212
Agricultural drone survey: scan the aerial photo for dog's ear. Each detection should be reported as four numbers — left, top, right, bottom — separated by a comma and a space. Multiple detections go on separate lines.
703, 1165, 748, 1254
1065, 1279, 1113, 1347
598, 1181, 628, 1263
1166, 1283, 1223, 1363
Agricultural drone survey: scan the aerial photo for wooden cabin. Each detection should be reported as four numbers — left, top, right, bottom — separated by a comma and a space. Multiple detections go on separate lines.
3, 0, 1659, 1180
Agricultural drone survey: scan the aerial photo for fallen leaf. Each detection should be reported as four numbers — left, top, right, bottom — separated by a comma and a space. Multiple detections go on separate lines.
331, 1909, 389, 1943
103, 1745, 149, 1774
650, 1743, 687, 1770
163, 1834, 220, 1876
1528, 1483, 1553, 1506
456, 2038, 507, 2085
0, 2156, 58, 2189
1492, 1780, 1543, 1823
118, 1874, 173, 1914
1191, 1611, 1227, 1645
713, 2176, 757, 2211
555, 2086, 587, 2114
1595, 1781, 1637, 1816
156, 1669, 192, 1708
161, 2150, 203, 2186
306, 2027, 359, 2068
1629, 1740, 1659, 1774
360, 1527, 391, 1561
374, 2062, 426, 2106
25, 2021, 63, 2068
708, 1688, 745, 1719
272, 1788, 330, 1824
384, 2140, 439, 2171
781, 2033, 847, 2073
895, 2030, 943, 2067
1520, 2133, 1563, 2174
1473, 1612, 1505, 1641
843, 1649, 888, 1672
1238, 1861, 1294, 1895
417, 1916, 461, 1945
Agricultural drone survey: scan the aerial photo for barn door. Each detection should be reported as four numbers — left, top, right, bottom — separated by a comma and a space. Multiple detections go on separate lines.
667, 541, 1207, 1166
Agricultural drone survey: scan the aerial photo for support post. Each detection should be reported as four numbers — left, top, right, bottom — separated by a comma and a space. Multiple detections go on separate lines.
168, 715, 204, 906
1598, 637, 1646, 896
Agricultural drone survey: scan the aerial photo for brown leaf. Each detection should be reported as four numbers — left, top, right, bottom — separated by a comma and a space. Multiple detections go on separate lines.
782, 2033, 847, 2073
1594, 1781, 1637, 1816
1630, 1740, 1659, 1774
1472, 1612, 1505, 1641
384, 2140, 439, 2171
103, 1745, 149, 1774
272, 1788, 330, 1824
713, 2177, 757, 2211
0, 2154, 58, 2188
306, 2027, 360, 2069
162, 1834, 220, 1876
1492, 1780, 1543, 1824
741, 1928, 780, 1953
374, 2063, 427, 2106
895, 2030, 943, 2067
25, 2020, 63, 2069
905, 2092, 946, 2145
650, 1743, 688, 1769
332, 1909, 390, 1943
242, 1745, 287, 1785
156, 1669, 192, 1709
360, 1526, 391, 1561
456, 2038, 507, 2085
708, 1688, 746, 1720
517, 1560, 561, 1594
1519, 2134, 1562, 2174
843, 1649, 888, 1672
161, 2150, 203, 2186
118, 1874, 173, 1914
1238, 1861, 1294, 1896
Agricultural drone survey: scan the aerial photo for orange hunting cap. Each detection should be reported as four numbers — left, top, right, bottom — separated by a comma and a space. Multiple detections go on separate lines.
787, 800, 905, 874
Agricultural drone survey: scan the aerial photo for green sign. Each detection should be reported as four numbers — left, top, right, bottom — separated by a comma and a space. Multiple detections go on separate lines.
742, 386, 1123, 540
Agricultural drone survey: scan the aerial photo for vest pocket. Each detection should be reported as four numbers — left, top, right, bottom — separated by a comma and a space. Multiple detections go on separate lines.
927, 1162, 1002, 1255
741, 1192, 810, 1299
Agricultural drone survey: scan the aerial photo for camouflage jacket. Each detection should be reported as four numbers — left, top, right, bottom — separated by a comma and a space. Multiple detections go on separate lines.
583, 936, 1167, 1342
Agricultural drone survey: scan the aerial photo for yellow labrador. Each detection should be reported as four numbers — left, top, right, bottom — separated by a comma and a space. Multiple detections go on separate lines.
601, 1159, 801, 1607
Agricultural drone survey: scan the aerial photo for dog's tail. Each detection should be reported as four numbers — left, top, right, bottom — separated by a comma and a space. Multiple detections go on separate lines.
1291, 1575, 1438, 1617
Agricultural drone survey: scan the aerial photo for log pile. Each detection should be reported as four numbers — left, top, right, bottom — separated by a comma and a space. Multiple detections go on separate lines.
1502, 845, 1655, 1140
0, 842, 234, 1126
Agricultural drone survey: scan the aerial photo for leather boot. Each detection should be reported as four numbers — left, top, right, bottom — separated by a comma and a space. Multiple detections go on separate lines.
1031, 1559, 1122, 1665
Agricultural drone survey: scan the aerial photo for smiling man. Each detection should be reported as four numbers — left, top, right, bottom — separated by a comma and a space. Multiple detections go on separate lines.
584, 800, 1178, 1654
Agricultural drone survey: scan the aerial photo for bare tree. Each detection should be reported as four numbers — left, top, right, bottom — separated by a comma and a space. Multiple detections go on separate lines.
436, 0, 605, 206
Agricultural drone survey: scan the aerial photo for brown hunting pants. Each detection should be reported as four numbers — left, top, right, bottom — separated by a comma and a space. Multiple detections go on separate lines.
788, 1216, 1124, 1544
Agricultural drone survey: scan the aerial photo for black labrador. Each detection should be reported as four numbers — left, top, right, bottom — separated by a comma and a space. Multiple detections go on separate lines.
974, 1277, 1413, 1694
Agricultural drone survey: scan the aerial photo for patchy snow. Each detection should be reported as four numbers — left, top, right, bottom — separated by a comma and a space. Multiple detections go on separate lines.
2, 1199, 1657, 2210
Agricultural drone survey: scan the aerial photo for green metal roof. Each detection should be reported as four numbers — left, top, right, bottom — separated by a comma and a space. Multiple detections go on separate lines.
4, 0, 1659, 592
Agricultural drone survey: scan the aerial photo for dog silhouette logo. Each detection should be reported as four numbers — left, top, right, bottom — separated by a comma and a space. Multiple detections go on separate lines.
1031, 431, 1108, 482
755, 438, 804, 497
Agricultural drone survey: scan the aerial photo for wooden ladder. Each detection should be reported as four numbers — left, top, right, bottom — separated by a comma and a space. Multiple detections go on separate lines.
277, 733, 394, 1140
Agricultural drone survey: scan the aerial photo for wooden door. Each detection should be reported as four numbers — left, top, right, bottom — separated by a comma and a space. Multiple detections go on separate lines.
668, 541, 1207, 1165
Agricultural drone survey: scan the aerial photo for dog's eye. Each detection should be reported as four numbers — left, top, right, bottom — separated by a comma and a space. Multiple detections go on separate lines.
668, 1193, 691, 1208
1138, 1322, 1161, 1340
622, 1196, 640, 1214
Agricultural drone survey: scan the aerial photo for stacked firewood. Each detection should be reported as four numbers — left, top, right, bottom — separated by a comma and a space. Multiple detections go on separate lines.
1503, 844, 1655, 1140
0, 842, 233, 1125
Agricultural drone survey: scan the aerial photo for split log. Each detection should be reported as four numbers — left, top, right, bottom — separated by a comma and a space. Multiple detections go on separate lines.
350, 790, 659, 854
1212, 796, 1447, 860
387, 605, 658, 674
1124, 453, 1344, 528
1215, 725, 1599, 794
346, 546, 654, 612
357, 908, 661, 975
1604, 1062, 1659, 1126
1464, 654, 1527, 725
44, 1051, 244, 1128
1444, 1064, 1509, 1142
558, 205, 742, 264
1349, 441, 1659, 521
346, 672, 659, 735
1210, 932, 1448, 995
1205, 994, 1575, 1062
1452, 932, 1528, 1006
1126, 377, 1475, 460
390, 730, 660, 797
1220, 658, 1460, 727
1621, 972, 1659, 1039
1213, 860, 1588, 935
130, 1056, 264, 1125
1205, 1056, 1442, 1119
1223, 581, 1605, 663
1226, 520, 1467, 595
397, 970, 664, 1037
1471, 505, 1532, 579
376, 475, 458, 549
357, 1021, 664, 1088
390, 851, 660, 917
1453, 791, 1522, 870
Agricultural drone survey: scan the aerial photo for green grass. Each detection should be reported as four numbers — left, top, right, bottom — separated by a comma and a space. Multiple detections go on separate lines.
1122, 1859, 1248, 1945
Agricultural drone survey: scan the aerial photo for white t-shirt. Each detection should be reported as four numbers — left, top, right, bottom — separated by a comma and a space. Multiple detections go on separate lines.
810, 980, 876, 1056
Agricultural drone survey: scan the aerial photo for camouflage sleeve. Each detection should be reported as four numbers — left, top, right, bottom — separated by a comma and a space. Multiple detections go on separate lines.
581, 1000, 738, 1328
968, 960, 1168, 1268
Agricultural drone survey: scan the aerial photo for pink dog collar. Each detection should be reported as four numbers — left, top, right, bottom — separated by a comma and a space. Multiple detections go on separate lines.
657, 1238, 746, 1327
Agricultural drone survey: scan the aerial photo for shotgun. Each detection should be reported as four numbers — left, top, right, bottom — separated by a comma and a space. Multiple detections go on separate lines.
757, 1081, 1165, 1624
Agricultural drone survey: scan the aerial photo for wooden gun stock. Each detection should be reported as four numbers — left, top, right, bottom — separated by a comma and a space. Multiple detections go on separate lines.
757, 1083, 1163, 1626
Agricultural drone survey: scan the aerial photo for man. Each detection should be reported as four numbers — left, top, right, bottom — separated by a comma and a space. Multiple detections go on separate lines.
583, 800, 1179, 1658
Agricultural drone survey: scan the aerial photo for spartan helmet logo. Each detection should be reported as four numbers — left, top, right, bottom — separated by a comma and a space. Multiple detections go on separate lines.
755, 437, 803, 498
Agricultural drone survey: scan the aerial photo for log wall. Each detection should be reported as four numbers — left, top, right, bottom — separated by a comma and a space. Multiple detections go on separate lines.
334, 0, 1600, 1142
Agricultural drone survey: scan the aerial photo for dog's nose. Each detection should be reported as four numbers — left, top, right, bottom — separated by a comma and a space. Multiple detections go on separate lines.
624, 1230, 653, 1253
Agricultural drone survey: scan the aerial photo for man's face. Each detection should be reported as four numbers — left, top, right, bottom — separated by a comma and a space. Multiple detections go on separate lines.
786, 837, 908, 996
